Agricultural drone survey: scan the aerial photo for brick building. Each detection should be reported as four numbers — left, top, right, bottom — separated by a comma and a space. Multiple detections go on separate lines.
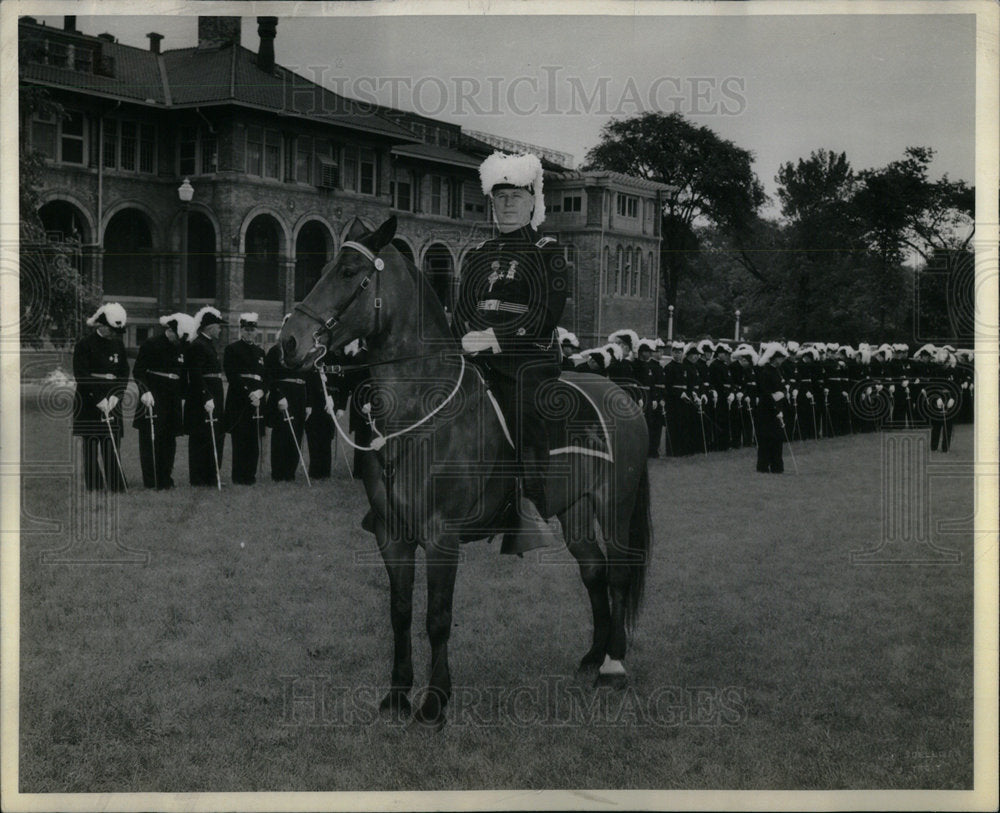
19, 15, 667, 348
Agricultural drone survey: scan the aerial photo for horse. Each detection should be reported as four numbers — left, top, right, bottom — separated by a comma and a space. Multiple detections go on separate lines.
280, 216, 652, 729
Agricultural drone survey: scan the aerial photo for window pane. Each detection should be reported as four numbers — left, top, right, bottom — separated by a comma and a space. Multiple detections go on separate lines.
342, 147, 356, 190
296, 136, 312, 183
32, 119, 57, 159
139, 125, 155, 173
359, 148, 376, 195
264, 130, 281, 178
202, 136, 217, 173
120, 121, 136, 170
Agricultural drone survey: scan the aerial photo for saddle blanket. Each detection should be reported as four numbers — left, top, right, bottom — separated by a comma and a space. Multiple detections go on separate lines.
483, 371, 614, 463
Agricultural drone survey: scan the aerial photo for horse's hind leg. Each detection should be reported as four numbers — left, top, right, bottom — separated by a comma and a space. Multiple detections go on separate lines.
377, 527, 415, 719
561, 497, 611, 671
597, 496, 636, 688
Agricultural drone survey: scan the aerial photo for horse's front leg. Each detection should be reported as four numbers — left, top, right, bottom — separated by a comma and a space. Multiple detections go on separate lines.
377, 529, 415, 719
364, 453, 414, 719
413, 530, 460, 730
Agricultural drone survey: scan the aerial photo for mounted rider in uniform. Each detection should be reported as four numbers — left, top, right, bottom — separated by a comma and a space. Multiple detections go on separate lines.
453, 151, 569, 546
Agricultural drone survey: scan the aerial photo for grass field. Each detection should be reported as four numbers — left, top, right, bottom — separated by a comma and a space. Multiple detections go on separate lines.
17, 396, 975, 791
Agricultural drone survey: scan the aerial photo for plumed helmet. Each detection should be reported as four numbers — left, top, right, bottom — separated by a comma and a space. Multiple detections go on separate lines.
479, 151, 546, 229
86, 302, 127, 332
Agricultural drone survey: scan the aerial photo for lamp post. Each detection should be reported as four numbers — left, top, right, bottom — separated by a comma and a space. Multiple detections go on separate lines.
177, 178, 194, 311
734, 309, 741, 342
667, 305, 675, 342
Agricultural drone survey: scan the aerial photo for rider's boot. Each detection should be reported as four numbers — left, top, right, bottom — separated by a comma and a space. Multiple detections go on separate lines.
500, 445, 559, 556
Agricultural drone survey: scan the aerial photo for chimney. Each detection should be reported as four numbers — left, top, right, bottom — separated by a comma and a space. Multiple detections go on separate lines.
97, 33, 116, 43
63, 16, 76, 32
147, 32, 163, 54
256, 16, 277, 74
197, 17, 241, 50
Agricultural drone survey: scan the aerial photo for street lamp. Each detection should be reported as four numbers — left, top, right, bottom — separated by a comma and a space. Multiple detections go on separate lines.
667, 304, 675, 342
734, 309, 741, 342
177, 178, 194, 311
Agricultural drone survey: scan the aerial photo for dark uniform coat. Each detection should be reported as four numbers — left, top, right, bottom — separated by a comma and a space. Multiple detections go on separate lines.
72, 331, 130, 437
184, 332, 226, 486
132, 331, 185, 489
264, 344, 309, 481
223, 339, 267, 484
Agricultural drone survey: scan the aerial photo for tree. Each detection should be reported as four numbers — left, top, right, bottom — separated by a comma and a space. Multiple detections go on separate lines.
19, 87, 100, 347
582, 112, 766, 329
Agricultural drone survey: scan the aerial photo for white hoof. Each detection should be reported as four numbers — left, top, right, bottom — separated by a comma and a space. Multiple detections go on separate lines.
599, 655, 626, 676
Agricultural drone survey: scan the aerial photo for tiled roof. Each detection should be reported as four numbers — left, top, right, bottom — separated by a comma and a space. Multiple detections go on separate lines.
20, 38, 167, 105
20, 21, 417, 141
552, 169, 677, 192
391, 143, 481, 170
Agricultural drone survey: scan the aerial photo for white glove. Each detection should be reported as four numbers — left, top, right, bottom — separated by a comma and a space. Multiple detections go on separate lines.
961, 381, 968, 390
936, 398, 944, 410
700, 394, 708, 405
97, 397, 110, 414
806, 391, 814, 402
902, 380, 909, 388
876, 384, 884, 392
772, 391, 785, 402
865, 387, 873, 397
335, 409, 346, 421
278, 397, 289, 411
680, 392, 691, 403
946, 398, 955, 410
249, 389, 264, 406
140, 392, 155, 408
108, 394, 119, 411
736, 391, 743, 401
461, 328, 501, 355
727, 393, 735, 405
823, 388, 830, 396
889, 385, 895, 394
792, 388, 799, 399
638, 399, 645, 409
305, 407, 313, 419
842, 391, 849, 400
744, 396, 751, 405
325, 395, 335, 415
204, 398, 215, 414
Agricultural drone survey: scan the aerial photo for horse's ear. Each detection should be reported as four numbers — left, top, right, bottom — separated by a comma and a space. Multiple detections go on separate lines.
367, 216, 397, 253
345, 217, 368, 243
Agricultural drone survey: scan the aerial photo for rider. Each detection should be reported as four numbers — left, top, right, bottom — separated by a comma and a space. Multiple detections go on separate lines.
453, 151, 569, 549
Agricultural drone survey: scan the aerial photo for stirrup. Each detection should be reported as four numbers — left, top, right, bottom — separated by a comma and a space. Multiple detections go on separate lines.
500, 496, 559, 556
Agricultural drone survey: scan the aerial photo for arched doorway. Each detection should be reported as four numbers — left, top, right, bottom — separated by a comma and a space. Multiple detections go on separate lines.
103, 209, 155, 297
422, 243, 454, 312
294, 221, 331, 302
391, 238, 415, 268
244, 215, 282, 300
38, 200, 90, 243
187, 211, 217, 299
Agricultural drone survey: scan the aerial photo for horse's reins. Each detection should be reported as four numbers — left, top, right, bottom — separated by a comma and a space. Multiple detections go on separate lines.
295, 240, 467, 452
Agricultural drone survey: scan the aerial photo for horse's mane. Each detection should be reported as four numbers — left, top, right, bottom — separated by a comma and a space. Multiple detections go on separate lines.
391, 245, 458, 345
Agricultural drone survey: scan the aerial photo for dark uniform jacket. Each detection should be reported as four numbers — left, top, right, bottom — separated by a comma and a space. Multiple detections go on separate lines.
223, 339, 266, 432
634, 358, 663, 411
264, 344, 309, 429
757, 364, 787, 420
72, 331, 130, 436
183, 333, 225, 434
131, 332, 184, 435
453, 224, 569, 379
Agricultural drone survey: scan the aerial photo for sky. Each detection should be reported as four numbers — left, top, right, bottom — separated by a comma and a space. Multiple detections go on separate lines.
33, 10, 977, 216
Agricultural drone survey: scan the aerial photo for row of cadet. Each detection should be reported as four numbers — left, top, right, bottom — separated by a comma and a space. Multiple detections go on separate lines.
555, 328, 975, 458
71, 303, 354, 492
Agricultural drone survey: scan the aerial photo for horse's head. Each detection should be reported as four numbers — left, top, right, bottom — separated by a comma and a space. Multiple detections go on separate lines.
280, 216, 397, 369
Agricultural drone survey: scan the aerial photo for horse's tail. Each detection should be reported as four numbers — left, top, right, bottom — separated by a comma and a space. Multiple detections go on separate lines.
625, 461, 652, 633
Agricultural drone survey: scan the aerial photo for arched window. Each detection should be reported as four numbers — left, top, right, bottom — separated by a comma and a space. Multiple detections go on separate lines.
244, 215, 282, 300
186, 212, 216, 300
294, 221, 331, 302
103, 209, 154, 297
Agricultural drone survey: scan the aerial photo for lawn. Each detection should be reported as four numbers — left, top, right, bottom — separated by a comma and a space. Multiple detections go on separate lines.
17, 395, 974, 791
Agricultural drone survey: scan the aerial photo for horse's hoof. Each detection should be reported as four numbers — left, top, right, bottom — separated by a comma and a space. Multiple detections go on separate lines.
410, 707, 446, 732
577, 651, 605, 672
379, 691, 411, 721
594, 671, 630, 690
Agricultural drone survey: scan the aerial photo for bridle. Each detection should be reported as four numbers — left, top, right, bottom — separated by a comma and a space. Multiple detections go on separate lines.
292, 240, 385, 365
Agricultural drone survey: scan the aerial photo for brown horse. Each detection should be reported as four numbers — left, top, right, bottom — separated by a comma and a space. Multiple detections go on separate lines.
281, 216, 651, 728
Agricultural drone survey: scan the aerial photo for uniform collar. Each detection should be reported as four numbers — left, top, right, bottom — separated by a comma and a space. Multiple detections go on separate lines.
496, 224, 538, 244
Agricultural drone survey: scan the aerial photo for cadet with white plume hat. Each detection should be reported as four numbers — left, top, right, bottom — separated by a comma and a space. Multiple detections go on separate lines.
185, 306, 226, 487
223, 312, 266, 485
73, 303, 131, 491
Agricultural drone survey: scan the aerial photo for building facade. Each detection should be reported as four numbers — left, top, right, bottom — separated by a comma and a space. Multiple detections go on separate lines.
20, 15, 666, 349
